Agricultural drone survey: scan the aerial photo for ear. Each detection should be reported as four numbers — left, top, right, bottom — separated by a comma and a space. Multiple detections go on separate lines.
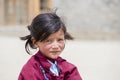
31, 37, 38, 48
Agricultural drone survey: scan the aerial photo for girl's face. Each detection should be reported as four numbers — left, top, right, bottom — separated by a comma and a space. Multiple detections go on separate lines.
36, 29, 65, 59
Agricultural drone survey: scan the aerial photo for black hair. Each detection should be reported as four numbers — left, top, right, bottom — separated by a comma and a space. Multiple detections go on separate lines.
20, 12, 73, 54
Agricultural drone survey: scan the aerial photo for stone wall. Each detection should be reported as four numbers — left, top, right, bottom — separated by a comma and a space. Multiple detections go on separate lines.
52, 0, 120, 40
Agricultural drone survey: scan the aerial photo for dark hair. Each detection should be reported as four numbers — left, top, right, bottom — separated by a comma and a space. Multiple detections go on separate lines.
20, 12, 73, 54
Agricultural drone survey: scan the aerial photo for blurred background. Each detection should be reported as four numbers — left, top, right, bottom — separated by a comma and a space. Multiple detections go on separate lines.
0, 0, 120, 80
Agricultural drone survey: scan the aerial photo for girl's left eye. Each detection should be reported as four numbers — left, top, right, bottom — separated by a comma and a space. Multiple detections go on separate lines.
58, 39, 64, 42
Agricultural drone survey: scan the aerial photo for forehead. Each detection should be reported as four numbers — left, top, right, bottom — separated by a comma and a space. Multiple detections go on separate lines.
48, 29, 64, 38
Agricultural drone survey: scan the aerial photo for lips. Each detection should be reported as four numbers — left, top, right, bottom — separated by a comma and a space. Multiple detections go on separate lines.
50, 51, 61, 53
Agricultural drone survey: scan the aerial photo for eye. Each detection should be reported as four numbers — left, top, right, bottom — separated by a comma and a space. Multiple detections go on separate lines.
45, 39, 52, 44
58, 38, 64, 42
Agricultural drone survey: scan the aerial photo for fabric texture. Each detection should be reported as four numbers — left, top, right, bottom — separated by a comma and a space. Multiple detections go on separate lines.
48, 60, 59, 76
18, 51, 82, 80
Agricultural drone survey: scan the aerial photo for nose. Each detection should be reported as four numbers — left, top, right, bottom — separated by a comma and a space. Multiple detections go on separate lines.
52, 41, 59, 49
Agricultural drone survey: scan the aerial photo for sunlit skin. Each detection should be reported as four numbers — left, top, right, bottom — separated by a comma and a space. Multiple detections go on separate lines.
35, 29, 65, 59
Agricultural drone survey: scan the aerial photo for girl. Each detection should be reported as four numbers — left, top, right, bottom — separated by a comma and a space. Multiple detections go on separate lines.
18, 12, 82, 80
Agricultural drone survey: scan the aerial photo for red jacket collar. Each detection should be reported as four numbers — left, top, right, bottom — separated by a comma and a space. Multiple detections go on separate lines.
34, 51, 66, 73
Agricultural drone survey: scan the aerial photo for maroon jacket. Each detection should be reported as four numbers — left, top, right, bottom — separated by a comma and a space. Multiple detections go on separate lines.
18, 51, 82, 80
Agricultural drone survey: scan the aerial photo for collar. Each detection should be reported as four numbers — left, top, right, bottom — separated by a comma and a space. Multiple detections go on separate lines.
34, 51, 51, 72
34, 50, 66, 72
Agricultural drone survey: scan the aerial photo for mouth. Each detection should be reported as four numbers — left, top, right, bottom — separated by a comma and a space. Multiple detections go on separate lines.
49, 51, 61, 59
50, 51, 61, 54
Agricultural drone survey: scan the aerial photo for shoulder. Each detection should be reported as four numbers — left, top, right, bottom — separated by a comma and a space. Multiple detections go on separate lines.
18, 55, 42, 80
22, 54, 40, 70
57, 57, 82, 80
58, 57, 77, 70
19, 55, 40, 74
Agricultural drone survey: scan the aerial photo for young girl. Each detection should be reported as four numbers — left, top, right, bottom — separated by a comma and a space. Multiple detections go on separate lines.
18, 12, 82, 80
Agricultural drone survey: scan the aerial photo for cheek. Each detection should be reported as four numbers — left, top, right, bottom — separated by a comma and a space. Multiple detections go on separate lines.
42, 45, 52, 51
60, 42, 65, 49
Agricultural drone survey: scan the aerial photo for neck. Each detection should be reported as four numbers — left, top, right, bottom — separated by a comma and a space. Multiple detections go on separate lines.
48, 58, 57, 63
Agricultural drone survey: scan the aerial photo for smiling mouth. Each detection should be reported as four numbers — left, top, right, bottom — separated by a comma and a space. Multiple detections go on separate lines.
50, 51, 60, 53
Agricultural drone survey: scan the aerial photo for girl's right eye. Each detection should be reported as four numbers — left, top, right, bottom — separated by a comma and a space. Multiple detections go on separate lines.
45, 40, 52, 44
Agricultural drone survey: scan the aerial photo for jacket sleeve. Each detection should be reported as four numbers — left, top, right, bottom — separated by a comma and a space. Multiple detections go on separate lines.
65, 66, 82, 80
62, 61, 82, 80
18, 70, 43, 80
18, 61, 43, 80
18, 73, 24, 80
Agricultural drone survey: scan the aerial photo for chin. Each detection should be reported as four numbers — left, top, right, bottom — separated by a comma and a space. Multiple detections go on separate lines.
51, 56, 58, 59
52, 57, 57, 59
